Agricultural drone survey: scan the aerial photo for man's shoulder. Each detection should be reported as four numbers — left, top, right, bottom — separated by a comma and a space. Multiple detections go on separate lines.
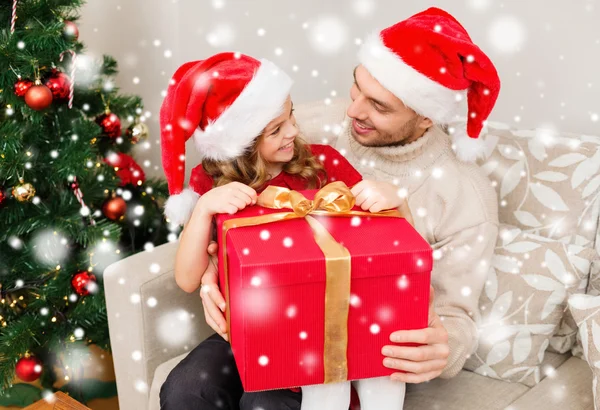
432, 154, 499, 223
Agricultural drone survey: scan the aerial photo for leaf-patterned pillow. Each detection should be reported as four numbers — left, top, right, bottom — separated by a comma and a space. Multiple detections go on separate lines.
475, 123, 600, 247
568, 294, 600, 409
471, 122, 600, 354
464, 224, 596, 386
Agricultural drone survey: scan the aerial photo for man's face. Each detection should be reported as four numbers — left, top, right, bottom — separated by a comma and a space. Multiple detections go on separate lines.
347, 65, 432, 148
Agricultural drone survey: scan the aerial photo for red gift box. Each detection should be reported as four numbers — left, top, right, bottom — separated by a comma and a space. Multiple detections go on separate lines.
217, 183, 432, 392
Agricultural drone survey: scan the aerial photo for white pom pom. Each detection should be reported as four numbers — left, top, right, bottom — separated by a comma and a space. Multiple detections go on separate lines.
164, 189, 200, 226
450, 126, 486, 162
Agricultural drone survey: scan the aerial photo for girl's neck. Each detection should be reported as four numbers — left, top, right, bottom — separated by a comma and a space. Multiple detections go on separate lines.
265, 162, 284, 180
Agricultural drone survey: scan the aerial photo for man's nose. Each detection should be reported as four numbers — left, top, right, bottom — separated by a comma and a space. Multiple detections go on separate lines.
346, 97, 368, 121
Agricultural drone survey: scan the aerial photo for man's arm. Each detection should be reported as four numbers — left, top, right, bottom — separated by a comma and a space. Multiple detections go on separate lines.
432, 220, 498, 378
294, 97, 350, 145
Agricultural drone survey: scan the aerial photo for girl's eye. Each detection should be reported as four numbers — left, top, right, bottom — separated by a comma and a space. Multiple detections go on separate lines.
271, 127, 280, 136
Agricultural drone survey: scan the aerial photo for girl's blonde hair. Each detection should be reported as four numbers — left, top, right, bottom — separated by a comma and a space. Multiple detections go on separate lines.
202, 135, 327, 191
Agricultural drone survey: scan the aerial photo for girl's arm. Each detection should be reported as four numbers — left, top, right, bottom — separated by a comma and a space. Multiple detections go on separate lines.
174, 182, 258, 293
174, 199, 215, 293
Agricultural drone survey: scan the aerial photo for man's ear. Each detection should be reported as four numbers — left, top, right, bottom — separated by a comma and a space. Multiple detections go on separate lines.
418, 116, 433, 130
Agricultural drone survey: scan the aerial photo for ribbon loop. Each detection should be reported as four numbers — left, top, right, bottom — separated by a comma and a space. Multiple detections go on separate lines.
258, 180, 356, 217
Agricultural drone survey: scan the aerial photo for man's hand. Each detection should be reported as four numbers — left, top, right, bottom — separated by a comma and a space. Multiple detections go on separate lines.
381, 286, 450, 383
351, 180, 415, 226
351, 180, 404, 213
199, 241, 228, 341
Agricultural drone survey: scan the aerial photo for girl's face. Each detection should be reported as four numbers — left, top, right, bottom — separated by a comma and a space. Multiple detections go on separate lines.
258, 97, 298, 172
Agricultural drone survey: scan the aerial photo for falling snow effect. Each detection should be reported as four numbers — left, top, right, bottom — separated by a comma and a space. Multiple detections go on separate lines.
287, 305, 298, 318
352, 0, 375, 16
31, 229, 70, 267
308, 16, 349, 55
467, 0, 492, 11
206, 23, 236, 48
156, 309, 193, 347
488, 16, 526, 53
89, 239, 120, 273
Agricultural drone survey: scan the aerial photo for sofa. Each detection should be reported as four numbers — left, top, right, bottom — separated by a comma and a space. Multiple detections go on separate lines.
104, 99, 599, 409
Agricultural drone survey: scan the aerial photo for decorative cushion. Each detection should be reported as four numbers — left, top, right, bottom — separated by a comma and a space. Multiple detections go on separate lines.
472, 123, 600, 354
464, 224, 596, 386
568, 293, 600, 409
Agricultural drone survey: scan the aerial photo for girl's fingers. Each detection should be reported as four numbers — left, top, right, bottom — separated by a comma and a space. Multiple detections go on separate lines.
202, 299, 228, 339
209, 284, 227, 312
202, 298, 220, 332
202, 292, 227, 333
228, 197, 247, 211
207, 241, 219, 256
233, 183, 258, 201
232, 190, 255, 205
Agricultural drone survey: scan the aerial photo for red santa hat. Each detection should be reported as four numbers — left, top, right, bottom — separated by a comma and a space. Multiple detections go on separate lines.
358, 7, 500, 162
159, 52, 292, 225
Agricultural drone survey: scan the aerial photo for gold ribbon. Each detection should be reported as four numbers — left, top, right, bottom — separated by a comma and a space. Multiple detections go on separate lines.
221, 181, 407, 384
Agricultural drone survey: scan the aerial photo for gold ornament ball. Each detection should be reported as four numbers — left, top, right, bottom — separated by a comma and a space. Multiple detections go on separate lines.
126, 122, 149, 144
12, 182, 36, 202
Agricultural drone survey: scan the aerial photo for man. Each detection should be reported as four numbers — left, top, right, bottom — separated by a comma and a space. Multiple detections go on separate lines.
162, 6, 500, 409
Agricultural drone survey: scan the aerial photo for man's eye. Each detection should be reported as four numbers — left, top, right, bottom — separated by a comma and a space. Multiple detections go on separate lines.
373, 103, 385, 113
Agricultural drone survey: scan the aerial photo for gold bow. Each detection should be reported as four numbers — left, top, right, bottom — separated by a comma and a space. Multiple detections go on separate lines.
221, 181, 406, 384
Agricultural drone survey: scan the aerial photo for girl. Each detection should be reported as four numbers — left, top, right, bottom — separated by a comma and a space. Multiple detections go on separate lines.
159, 52, 407, 410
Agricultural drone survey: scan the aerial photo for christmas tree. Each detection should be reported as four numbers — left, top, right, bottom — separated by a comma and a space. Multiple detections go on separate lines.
0, 0, 174, 405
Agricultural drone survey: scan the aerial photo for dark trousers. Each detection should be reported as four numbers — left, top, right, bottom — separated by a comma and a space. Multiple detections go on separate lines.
160, 333, 302, 410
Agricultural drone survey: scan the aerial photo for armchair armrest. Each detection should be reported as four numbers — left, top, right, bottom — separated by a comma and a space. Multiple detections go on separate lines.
104, 241, 212, 410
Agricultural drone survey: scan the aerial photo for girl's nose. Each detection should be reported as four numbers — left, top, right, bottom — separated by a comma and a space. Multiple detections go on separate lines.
284, 121, 299, 138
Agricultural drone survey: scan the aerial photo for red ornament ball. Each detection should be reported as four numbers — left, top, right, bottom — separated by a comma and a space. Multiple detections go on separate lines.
15, 356, 43, 382
0, 188, 6, 205
24, 84, 53, 111
96, 111, 122, 138
71, 271, 97, 296
44, 71, 71, 102
63, 20, 79, 41
14, 79, 33, 97
104, 152, 146, 187
102, 197, 127, 221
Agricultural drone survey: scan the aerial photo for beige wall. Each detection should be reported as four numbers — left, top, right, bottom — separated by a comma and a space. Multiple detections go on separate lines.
79, 0, 600, 180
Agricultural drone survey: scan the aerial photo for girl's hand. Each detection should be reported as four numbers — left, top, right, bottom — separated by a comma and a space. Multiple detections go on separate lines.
197, 182, 257, 216
199, 248, 229, 341
351, 180, 406, 213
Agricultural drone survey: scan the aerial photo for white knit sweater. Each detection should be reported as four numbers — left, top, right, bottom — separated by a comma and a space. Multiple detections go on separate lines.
296, 98, 499, 378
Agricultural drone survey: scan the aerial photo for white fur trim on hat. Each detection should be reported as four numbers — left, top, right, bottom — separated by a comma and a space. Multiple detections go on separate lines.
164, 188, 201, 226
193, 59, 293, 161
449, 123, 487, 162
358, 33, 465, 125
